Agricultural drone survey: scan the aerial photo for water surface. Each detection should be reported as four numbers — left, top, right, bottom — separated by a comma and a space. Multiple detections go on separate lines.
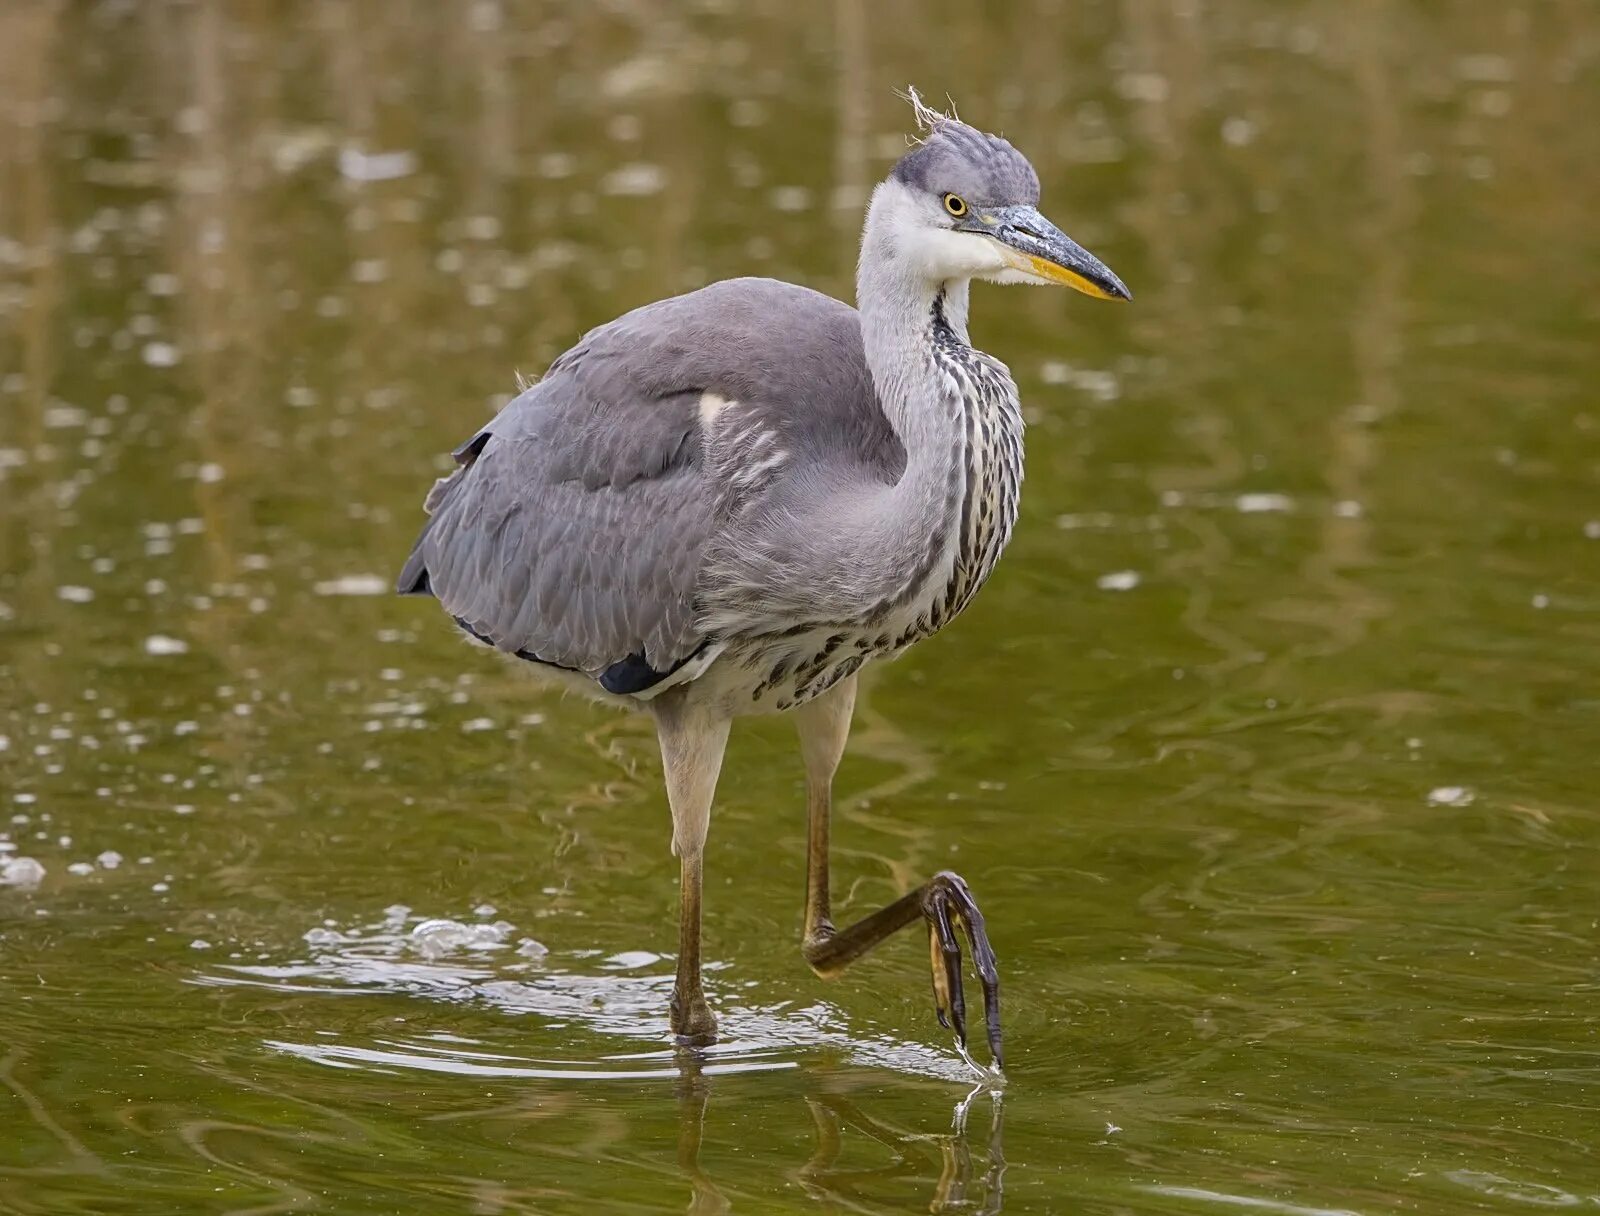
2, 3, 1598, 1212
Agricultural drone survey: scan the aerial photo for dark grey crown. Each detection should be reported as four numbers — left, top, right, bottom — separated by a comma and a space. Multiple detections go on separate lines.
891, 119, 1040, 208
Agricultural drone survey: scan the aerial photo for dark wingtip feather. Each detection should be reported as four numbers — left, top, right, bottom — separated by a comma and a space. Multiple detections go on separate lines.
395, 553, 432, 596
598, 652, 672, 695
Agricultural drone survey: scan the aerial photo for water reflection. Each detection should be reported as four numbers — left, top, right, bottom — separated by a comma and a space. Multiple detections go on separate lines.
797, 1086, 1005, 1215
193, 904, 1008, 1210
668, 1051, 1007, 1216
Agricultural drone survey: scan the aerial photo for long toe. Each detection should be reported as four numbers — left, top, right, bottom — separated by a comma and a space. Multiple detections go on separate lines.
923, 872, 1002, 1071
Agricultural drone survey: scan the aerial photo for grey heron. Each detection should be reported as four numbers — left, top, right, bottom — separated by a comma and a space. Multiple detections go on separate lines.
397, 92, 1129, 1070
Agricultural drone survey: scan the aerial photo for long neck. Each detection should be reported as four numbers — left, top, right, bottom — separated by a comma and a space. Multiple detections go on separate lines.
843, 198, 990, 614
859, 252, 967, 485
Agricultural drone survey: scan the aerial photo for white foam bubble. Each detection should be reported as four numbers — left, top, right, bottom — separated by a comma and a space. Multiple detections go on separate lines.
1096, 570, 1141, 592
313, 574, 389, 597
0, 856, 46, 887
1235, 493, 1294, 514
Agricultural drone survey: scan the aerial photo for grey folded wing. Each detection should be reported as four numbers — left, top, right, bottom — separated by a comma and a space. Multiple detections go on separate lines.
395, 379, 713, 683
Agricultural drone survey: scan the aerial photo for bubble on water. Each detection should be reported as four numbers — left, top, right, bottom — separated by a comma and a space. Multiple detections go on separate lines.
1096, 570, 1141, 592
67, 861, 95, 876
338, 147, 417, 182
313, 574, 389, 597
461, 718, 496, 734
536, 152, 574, 180
1235, 492, 1294, 514
44, 404, 88, 429
143, 634, 189, 656
602, 951, 660, 970
409, 917, 516, 960
1584, 520, 1600, 540
97, 850, 123, 869
1427, 786, 1475, 808
473, 903, 497, 917
1039, 360, 1120, 402
1333, 500, 1363, 518
516, 938, 549, 960
142, 341, 180, 367
769, 186, 812, 213
1115, 72, 1168, 104
0, 856, 46, 887
1221, 115, 1257, 147
57, 585, 95, 603
303, 927, 342, 947
601, 162, 666, 197
190, 939, 212, 950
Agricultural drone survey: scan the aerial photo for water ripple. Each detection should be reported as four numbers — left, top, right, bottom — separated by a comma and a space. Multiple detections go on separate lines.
193, 906, 981, 1085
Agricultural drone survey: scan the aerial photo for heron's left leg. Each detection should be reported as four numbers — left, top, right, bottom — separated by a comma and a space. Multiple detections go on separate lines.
793, 675, 1002, 1068
653, 692, 732, 1046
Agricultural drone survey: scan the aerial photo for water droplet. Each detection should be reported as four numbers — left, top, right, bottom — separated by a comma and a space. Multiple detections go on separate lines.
1097, 570, 1141, 592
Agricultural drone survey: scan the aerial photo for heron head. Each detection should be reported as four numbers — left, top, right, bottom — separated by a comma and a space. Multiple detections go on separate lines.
877, 89, 1130, 301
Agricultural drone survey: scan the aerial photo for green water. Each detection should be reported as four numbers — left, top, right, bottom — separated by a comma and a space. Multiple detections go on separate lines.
2, 3, 1597, 1212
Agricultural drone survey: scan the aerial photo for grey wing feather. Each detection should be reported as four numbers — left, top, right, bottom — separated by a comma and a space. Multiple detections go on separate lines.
396, 277, 901, 682
399, 386, 708, 674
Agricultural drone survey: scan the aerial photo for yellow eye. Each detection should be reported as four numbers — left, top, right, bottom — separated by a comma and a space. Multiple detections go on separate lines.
942, 193, 968, 218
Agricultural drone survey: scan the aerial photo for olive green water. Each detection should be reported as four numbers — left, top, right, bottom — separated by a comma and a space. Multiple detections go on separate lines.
2, 4, 1598, 1213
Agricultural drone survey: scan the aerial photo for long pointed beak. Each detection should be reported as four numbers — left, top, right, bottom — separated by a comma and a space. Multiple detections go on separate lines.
980, 204, 1131, 300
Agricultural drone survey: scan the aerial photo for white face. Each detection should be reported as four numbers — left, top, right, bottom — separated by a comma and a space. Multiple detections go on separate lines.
869, 179, 1008, 283
868, 179, 1065, 287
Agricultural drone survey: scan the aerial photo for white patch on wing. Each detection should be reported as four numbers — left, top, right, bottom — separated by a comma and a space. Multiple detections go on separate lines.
737, 448, 789, 487
698, 392, 736, 427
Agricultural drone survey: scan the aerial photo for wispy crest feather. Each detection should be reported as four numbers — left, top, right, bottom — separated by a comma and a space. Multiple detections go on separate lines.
898, 85, 959, 143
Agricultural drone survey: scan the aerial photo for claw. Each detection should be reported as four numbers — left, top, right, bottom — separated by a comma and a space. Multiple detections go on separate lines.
929, 891, 966, 1048
958, 893, 1003, 1072
923, 872, 1003, 1073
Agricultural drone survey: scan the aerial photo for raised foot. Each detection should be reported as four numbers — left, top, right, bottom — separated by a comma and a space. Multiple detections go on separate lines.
670, 991, 719, 1047
924, 871, 1003, 1072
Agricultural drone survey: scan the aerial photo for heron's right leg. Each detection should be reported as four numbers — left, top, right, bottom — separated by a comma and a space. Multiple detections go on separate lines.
793, 674, 859, 947
793, 674, 1002, 1069
653, 693, 732, 1046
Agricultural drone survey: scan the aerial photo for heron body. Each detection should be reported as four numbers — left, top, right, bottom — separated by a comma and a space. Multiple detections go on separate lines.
398, 93, 1128, 1068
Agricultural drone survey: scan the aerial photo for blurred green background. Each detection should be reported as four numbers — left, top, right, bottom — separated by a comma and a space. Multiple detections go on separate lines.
1, 2, 1597, 1212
